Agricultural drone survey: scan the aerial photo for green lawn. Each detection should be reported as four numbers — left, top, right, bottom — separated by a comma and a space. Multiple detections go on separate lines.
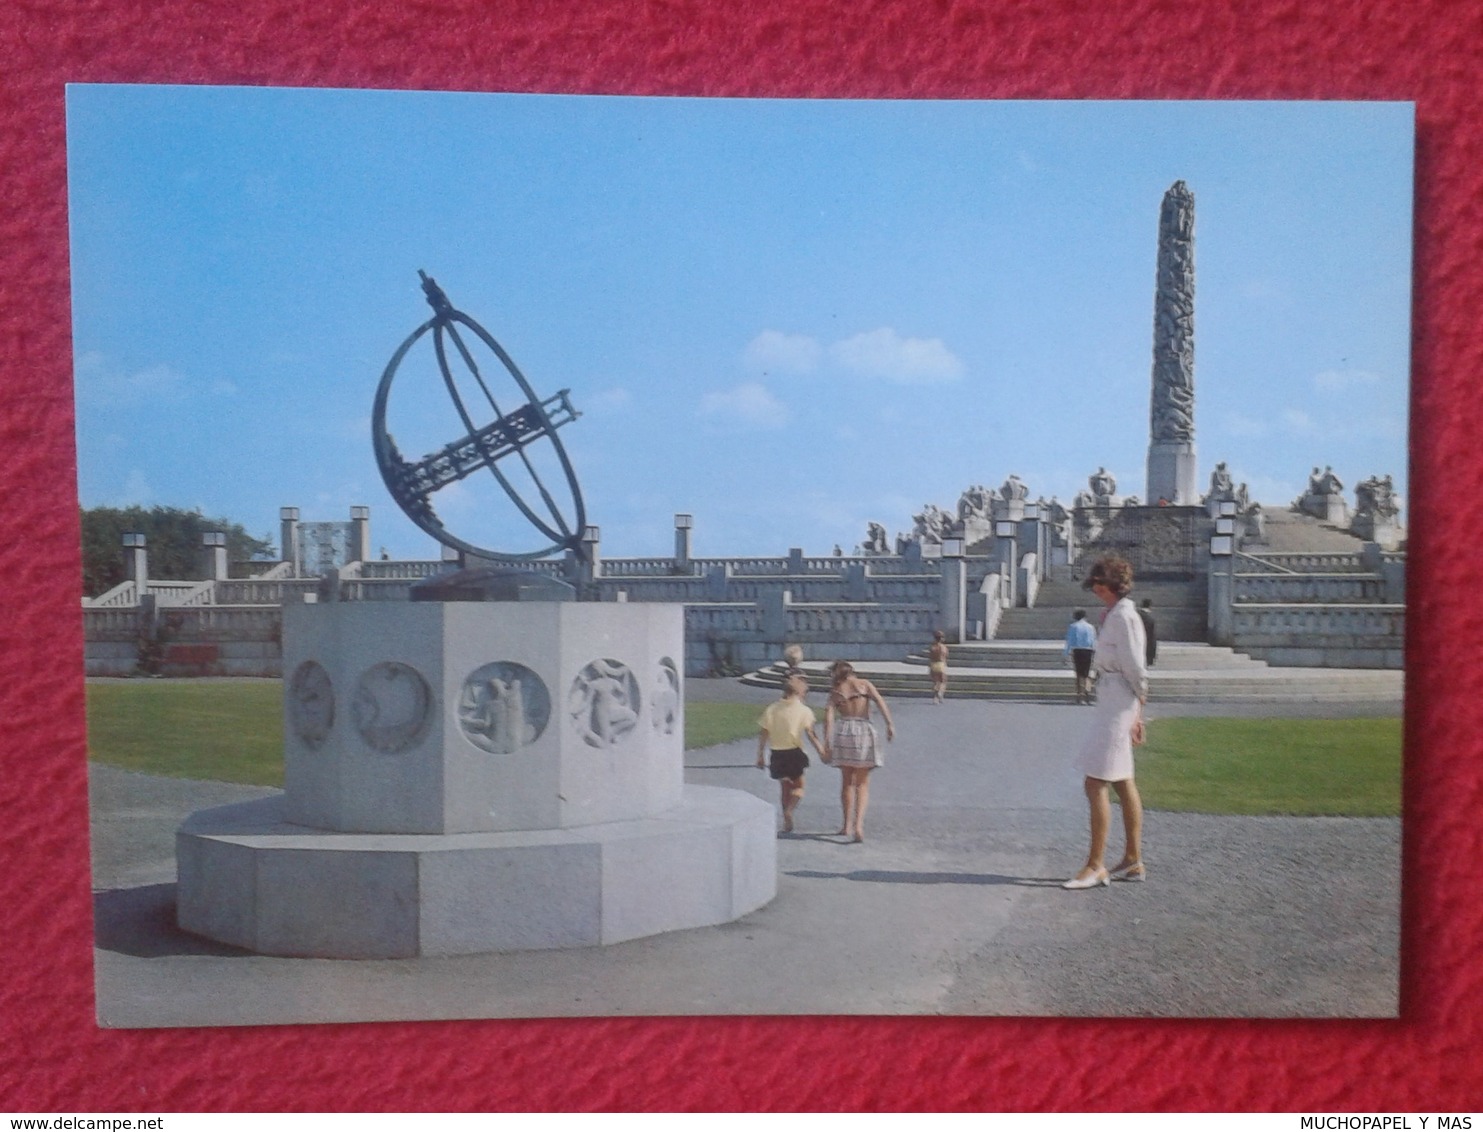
86, 680, 286, 786
84, 681, 761, 786
85, 681, 1402, 817
1137, 715, 1402, 817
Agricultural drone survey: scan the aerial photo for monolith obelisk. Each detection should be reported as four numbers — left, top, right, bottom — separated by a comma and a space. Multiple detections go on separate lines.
1146, 180, 1197, 505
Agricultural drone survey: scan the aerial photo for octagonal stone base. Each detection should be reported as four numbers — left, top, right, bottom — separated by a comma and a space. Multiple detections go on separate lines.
177, 784, 776, 958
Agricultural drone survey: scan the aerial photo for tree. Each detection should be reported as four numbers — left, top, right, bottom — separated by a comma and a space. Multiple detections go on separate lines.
81, 505, 276, 597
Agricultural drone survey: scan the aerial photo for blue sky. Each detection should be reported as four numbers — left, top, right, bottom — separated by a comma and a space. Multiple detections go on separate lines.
66, 87, 1413, 560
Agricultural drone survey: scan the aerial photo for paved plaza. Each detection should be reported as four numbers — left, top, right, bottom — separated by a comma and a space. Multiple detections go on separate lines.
89, 681, 1400, 1027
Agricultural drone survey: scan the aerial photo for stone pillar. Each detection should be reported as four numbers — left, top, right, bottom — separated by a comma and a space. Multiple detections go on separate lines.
349, 506, 371, 564
1146, 180, 1198, 506
939, 553, 967, 643
994, 522, 1018, 607
787, 547, 805, 574
581, 525, 602, 586
280, 508, 301, 576
706, 563, 732, 601
122, 532, 148, 587
673, 513, 693, 573
761, 588, 790, 641
1206, 535, 1235, 646
201, 532, 228, 581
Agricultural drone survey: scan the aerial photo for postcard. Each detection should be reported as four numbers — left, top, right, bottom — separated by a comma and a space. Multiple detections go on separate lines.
69, 87, 1410, 1025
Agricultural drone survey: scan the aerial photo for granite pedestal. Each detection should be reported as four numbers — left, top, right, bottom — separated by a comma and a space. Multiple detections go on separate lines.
176, 599, 776, 958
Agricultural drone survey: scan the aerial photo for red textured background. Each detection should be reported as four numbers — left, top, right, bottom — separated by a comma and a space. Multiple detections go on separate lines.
1, 0, 1477, 1113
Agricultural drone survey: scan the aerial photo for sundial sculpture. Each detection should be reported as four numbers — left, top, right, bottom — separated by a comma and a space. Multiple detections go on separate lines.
372, 271, 587, 567
172, 274, 781, 959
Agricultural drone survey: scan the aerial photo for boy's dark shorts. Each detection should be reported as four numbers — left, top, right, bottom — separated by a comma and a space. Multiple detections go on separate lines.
768, 747, 809, 781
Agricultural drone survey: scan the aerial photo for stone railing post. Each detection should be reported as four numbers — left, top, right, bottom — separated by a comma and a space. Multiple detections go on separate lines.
994, 520, 1018, 607
1207, 534, 1235, 646
706, 563, 732, 601
122, 532, 148, 588
787, 547, 804, 574
582, 525, 602, 582
349, 506, 371, 564
673, 513, 693, 574
201, 532, 228, 581
939, 547, 967, 642
280, 507, 300, 577
761, 588, 790, 641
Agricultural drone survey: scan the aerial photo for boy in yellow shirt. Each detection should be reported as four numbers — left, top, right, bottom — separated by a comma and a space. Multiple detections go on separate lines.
756, 674, 826, 833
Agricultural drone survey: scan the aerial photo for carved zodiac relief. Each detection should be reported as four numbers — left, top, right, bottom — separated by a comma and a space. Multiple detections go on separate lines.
458, 661, 550, 754
288, 660, 334, 748
569, 658, 641, 749
352, 661, 432, 753
652, 658, 681, 736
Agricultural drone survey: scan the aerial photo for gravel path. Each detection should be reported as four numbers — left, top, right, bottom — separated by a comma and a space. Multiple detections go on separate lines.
89, 692, 1399, 1026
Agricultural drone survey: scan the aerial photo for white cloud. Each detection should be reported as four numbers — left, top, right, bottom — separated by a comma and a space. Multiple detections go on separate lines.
698, 382, 790, 429
829, 327, 964, 384
744, 330, 822, 375
1314, 368, 1383, 392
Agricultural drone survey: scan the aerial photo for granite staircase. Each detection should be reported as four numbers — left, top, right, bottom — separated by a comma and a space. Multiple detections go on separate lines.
740, 639, 1402, 704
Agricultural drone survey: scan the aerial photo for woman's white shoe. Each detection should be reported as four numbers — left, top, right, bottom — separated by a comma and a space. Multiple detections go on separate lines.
1061, 868, 1110, 890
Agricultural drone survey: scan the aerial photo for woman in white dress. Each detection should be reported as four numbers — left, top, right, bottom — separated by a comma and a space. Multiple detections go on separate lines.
1063, 554, 1149, 889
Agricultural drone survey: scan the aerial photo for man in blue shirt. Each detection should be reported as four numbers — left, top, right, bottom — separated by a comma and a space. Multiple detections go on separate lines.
1064, 608, 1098, 704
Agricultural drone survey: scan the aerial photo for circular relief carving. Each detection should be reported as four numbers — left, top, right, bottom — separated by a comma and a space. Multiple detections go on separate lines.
458, 661, 550, 754
288, 660, 334, 747
652, 657, 680, 736
569, 658, 641, 749
352, 662, 432, 753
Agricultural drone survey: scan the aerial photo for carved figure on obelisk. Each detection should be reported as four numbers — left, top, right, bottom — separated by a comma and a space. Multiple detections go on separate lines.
1146, 180, 1198, 505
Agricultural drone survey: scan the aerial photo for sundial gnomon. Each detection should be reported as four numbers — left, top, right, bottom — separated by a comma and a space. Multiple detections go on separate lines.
372, 272, 587, 562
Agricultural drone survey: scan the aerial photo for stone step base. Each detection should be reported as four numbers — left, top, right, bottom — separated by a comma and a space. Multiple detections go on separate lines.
903, 641, 1271, 671
177, 785, 776, 958
743, 654, 1402, 704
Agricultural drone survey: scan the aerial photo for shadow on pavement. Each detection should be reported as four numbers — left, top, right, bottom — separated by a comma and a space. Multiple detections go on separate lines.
94, 884, 254, 959
786, 868, 1062, 887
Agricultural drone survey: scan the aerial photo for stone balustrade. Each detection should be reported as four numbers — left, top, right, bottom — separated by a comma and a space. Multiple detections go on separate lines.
160, 605, 284, 639
785, 603, 938, 636
599, 557, 689, 577
1234, 573, 1385, 604
1237, 551, 1370, 574
684, 603, 764, 635
357, 560, 450, 580
212, 578, 322, 605
1231, 603, 1404, 638
83, 607, 144, 638
1230, 602, 1405, 669
85, 580, 138, 608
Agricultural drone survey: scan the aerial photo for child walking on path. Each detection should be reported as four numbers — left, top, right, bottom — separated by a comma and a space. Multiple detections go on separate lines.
757, 674, 826, 833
